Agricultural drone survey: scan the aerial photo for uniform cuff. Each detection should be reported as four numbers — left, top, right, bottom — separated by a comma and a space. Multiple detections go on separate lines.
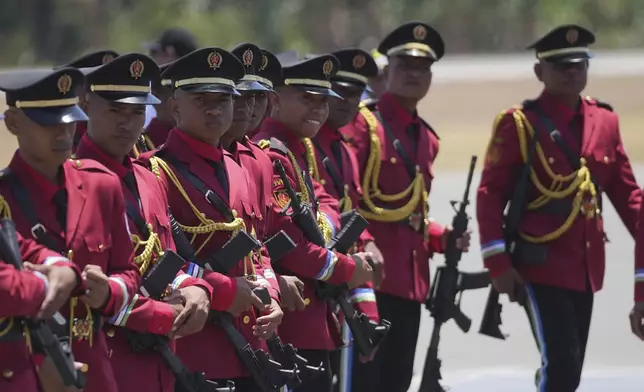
325, 251, 356, 285
103, 277, 129, 317
211, 276, 238, 311
149, 302, 176, 335
635, 270, 644, 302
427, 220, 445, 253
43, 257, 84, 296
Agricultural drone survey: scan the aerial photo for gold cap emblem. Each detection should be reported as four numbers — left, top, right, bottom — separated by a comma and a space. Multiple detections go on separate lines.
322, 59, 334, 78
57, 74, 72, 94
259, 54, 269, 72
565, 28, 579, 45
242, 48, 254, 67
352, 54, 366, 69
102, 53, 115, 65
129, 60, 144, 79
207, 51, 223, 70
413, 25, 427, 41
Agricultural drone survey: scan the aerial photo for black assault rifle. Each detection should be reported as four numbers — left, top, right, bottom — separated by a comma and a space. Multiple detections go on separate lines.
418, 156, 490, 392
170, 215, 295, 392
273, 160, 391, 358
0, 218, 86, 389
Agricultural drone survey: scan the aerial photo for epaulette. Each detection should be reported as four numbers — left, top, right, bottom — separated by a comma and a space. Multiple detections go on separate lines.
359, 97, 379, 110
68, 157, 110, 173
268, 137, 288, 156
584, 96, 613, 112
419, 118, 440, 140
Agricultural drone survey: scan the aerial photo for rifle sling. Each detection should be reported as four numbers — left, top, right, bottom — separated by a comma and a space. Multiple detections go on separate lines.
311, 139, 345, 198
373, 111, 417, 180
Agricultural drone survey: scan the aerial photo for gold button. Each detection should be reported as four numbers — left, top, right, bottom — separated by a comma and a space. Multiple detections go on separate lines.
98, 244, 104, 252
586, 241, 591, 249
320, 179, 326, 185
303, 298, 311, 306
548, 157, 555, 164
603, 156, 609, 163
74, 159, 82, 168
80, 364, 89, 373
415, 165, 420, 172
106, 329, 115, 338
2, 369, 13, 379
243, 316, 250, 324
232, 209, 238, 217
390, 157, 397, 164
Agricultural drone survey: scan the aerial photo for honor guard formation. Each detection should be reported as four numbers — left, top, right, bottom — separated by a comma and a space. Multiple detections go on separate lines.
0, 21, 642, 392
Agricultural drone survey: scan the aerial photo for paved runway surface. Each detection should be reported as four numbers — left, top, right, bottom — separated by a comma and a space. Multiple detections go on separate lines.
405, 163, 644, 391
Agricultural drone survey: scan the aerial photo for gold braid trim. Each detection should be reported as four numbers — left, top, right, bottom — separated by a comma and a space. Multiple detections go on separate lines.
302, 138, 320, 181
130, 224, 164, 274
357, 107, 428, 222
511, 109, 600, 243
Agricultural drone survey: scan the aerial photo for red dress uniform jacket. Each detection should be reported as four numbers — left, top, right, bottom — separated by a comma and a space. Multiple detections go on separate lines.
341, 93, 444, 303
138, 128, 270, 380
72, 121, 87, 153
76, 136, 214, 392
311, 124, 379, 321
0, 151, 141, 392
253, 118, 358, 350
0, 235, 79, 392
478, 93, 641, 293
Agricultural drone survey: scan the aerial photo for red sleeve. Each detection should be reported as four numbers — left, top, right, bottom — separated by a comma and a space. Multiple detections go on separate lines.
184, 266, 237, 311
107, 295, 175, 334
634, 202, 644, 301
427, 219, 445, 254
268, 152, 356, 284
476, 111, 523, 279
349, 282, 379, 322
603, 115, 641, 238
103, 182, 142, 317
0, 262, 47, 318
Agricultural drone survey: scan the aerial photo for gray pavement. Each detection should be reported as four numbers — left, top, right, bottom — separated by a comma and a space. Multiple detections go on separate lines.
405, 164, 644, 391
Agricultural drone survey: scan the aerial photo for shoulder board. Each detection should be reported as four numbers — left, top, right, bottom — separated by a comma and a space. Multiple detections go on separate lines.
359, 98, 379, 110
68, 158, 110, 173
584, 96, 613, 111
268, 137, 288, 156
419, 118, 440, 140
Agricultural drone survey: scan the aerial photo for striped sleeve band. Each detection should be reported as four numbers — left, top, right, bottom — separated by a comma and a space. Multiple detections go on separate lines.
108, 276, 129, 318
171, 273, 191, 290
481, 240, 506, 260
108, 294, 139, 326
635, 269, 644, 283
349, 287, 376, 303
187, 262, 204, 279
315, 250, 338, 281
43, 256, 71, 266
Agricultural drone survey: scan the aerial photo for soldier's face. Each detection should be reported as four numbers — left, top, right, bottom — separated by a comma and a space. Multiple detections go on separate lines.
248, 91, 269, 131
85, 94, 146, 158
327, 83, 363, 128
275, 87, 329, 138
368, 71, 387, 97
170, 89, 234, 143
227, 91, 256, 141
536, 59, 588, 96
5, 108, 74, 165
386, 56, 433, 100
151, 85, 174, 124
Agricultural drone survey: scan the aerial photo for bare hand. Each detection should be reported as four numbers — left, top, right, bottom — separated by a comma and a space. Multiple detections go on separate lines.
629, 302, 644, 340
440, 226, 472, 252
79, 265, 111, 309
165, 286, 211, 338
23, 262, 78, 319
363, 241, 385, 289
227, 278, 265, 316
254, 298, 283, 339
348, 252, 374, 289
278, 275, 306, 311
492, 268, 525, 304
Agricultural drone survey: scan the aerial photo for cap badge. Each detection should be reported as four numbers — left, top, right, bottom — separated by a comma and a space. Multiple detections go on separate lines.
352, 54, 366, 69
242, 49, 254, 67
322, 59, 334, 78
57, 74, 72, 94
413, 25, 427, 41
129, 60, 144, 79
207, 51, 223, 70
565, 28, 579, 45
259, 54, 269, 71
102, 53, 115, 65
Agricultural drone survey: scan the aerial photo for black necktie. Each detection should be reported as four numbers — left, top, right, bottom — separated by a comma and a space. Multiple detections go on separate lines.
209, 161, 229, 197
407, 122, 420, 154
569, 114, 583, 151
52, 189, 68, 230
122, 172, 139, 201
330, 139, 343, 176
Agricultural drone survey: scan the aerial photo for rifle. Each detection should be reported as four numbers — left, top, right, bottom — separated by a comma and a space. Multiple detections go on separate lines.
419, 156, 490, 392
0, 218, 86, 389
263, 232, 327, 388
273, 161, 391, 358
123, 249, 233, 392
170, 215, 295, 392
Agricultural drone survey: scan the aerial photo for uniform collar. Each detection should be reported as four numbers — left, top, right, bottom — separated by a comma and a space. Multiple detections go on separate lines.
169, 127, 224, 163
9, 150, 65, 201
379, 92, 421, 129
75, 134, 133, 178
537, 90, 585, 124
259, 118, 306, 155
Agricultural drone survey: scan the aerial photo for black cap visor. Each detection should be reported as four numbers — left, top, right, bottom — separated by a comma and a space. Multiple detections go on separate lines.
291, 85, 342, 99
95, 91, 161, 105
179, 84, 241, 96
22, 105, 88, 126
331, 78, 367, 90
389, 48, 436, 60
236, 79, 271, 92
544, 51, 593, 64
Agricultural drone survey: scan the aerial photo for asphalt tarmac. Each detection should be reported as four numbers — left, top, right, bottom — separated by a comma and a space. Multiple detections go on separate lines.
406, 164, 644, 391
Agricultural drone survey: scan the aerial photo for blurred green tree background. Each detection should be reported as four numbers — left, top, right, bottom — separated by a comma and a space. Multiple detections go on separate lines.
2, 0, 644, 66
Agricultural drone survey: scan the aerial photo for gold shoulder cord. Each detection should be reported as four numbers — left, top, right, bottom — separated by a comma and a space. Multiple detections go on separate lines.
143, 134, 156, 151
148, 156, 256, 276
358, 107, 428, 222
303, 138, 353, 213
509, 109, 599, 243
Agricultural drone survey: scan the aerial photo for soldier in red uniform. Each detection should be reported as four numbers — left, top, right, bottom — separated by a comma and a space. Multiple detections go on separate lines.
0, 231, 82, 392
0, 67, 141, 392
75, 53, 213, 392
56, 50, 119, 152
253, 54, 375, 392
341, 22, 470, 392
136, 62, 175, 155
478, 25, 641, 391
138, 47, 285, 391
247, 49, 282, 139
